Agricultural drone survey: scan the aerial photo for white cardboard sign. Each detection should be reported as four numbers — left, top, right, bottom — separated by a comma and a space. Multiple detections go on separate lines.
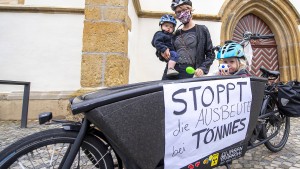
163, 78, 252, 169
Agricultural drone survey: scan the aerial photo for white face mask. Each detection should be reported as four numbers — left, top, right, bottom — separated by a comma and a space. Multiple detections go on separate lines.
177, 10, 192, 24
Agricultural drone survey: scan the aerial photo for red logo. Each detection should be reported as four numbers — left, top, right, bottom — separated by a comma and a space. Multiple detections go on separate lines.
188, 164, 194, 169
195, 161, 200, 167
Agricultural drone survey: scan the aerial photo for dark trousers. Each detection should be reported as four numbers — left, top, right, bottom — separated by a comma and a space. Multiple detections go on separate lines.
169, 51, 179, 62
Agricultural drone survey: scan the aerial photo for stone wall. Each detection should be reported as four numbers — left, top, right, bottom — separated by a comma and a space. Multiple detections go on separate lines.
81, 0, 130, 88
0, 92, 71, 120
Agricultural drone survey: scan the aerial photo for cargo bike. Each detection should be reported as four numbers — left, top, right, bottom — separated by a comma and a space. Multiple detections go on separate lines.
0, 33, 292, 169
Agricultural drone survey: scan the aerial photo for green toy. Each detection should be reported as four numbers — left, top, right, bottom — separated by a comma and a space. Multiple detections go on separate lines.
186, 66, 195, 74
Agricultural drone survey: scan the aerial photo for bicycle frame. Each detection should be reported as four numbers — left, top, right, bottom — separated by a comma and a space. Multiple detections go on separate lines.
246, 65, 290, 152
247, 83, 279, 150
56, 119, 124, 169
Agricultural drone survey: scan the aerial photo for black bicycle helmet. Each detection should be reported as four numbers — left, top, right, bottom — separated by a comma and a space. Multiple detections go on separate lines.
171, 0, 192, 11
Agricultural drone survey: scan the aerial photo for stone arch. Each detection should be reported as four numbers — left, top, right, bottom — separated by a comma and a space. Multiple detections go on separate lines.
219, 0, 300, 81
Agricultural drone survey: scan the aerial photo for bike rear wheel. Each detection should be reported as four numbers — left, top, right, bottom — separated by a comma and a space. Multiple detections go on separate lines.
263, 99, 290, 152
0, 128, 114, 169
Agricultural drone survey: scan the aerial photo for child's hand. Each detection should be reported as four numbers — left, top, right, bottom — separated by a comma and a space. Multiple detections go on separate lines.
219, 69, 230, 76
161, 48, 170, 60
194, 68, 204, 77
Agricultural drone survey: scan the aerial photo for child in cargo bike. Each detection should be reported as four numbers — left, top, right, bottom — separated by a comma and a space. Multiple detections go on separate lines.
152, 14, 179, 76
216, 42, 251, 77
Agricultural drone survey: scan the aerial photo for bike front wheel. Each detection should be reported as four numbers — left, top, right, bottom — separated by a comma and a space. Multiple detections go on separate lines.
263, 99, 290, 152
0, 128, 114, 169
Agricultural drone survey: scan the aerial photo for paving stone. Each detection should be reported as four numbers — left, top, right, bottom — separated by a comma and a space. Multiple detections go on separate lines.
243, 156, 253, 160
272, 161, 282, 165
244, 164, 253, 168
287, 157, 298, 163
253, 165, 264, 169
281, 164, 291, 169
232, 164, 243, 168
282, 162, 293, 167
281, 156, 289, 160
294, 164, 300, 167
270, 163, 280, 167
276, 157, 288, 162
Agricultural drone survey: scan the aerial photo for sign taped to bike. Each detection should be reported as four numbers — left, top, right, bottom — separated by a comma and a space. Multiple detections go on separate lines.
163, 78, 252, 169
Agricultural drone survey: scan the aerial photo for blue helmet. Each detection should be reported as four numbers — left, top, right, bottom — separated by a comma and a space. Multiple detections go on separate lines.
217, 42, 244, 59
159, 14, 177, 27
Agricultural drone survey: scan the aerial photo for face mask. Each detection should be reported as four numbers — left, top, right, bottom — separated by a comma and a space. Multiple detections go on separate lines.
177, 10, 192, 24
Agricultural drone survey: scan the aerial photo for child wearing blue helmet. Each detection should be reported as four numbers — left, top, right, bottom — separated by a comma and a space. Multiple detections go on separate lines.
217, 42, 251, 76
152, 14, 179, 76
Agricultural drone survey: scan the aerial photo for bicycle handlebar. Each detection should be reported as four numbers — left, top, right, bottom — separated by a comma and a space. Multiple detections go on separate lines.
249, 34, 274, 40
212, 32, 275, 51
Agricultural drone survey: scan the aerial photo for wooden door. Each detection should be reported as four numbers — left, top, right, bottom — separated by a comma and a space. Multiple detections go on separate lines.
232, 14, 278, 77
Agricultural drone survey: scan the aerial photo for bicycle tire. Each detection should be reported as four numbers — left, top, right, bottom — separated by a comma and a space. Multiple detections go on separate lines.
262, 98, 290, 152
0, 128, 114, 169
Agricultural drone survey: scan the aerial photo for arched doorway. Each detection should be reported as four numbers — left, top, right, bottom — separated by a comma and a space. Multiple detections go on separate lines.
219, 0, 300, 81
232, 14, 278, 77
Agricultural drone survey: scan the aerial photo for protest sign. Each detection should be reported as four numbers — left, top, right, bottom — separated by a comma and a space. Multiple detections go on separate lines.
163, 78, 252, 169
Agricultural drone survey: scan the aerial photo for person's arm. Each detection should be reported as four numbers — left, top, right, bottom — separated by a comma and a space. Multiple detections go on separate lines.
152, 32, 168, 53
152, 32, 170, 60
197, 26, 215, 75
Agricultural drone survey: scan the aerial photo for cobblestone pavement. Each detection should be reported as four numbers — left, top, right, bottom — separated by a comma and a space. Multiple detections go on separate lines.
0, 118, 300, 169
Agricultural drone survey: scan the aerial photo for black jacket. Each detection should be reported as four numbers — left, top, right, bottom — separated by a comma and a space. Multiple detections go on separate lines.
151, 31, 175, 62
234, 68, 252, 76
174, 24, 215, 74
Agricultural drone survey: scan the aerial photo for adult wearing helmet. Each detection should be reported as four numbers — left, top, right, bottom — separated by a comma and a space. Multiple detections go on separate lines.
217, 42, 251, 76
152, 14, 179, 76
161, 0, 215, 79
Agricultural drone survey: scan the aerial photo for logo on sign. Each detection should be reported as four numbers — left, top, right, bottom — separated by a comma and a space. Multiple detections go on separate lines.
220, 146, 243, 164
210, 153, 219, 166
